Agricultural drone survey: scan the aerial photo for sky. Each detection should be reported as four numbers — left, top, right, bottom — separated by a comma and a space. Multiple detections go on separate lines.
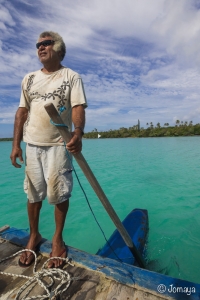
1, 0, 200, 137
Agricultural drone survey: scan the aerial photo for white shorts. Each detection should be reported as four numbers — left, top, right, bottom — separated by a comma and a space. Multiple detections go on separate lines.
24, 144, 73, 205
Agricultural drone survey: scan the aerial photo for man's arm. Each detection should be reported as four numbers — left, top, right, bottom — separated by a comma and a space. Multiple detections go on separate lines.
66, 105, 85, 154
10, 107, 28, 168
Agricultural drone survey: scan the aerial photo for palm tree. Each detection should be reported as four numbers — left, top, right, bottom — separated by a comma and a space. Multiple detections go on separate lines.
150, 122, 154, 128
157, 122, 161, 128
176, 120, 180, 126
189, 121, 193, 126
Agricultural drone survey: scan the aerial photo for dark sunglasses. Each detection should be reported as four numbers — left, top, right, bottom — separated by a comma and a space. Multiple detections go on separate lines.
36, 40, 55, 49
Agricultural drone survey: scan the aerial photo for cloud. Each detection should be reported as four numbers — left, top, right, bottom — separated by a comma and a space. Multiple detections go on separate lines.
0, 102, 18, 124
0, 5, 15, 27
1, 0, 200, 137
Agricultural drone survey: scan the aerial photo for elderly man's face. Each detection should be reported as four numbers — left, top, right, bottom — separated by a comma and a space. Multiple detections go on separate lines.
37, 36, 60, 64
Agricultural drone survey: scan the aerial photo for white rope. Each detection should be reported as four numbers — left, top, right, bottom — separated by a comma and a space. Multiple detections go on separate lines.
0, 249, 76, 300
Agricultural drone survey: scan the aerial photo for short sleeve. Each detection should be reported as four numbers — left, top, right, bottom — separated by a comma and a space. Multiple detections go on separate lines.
19, 76, 30, 110
70, 77, 87, 108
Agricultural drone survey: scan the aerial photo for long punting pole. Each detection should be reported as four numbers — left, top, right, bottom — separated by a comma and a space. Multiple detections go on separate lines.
44, 103, 146, 269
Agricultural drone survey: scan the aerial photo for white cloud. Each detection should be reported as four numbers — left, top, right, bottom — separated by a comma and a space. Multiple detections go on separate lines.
1, 0, 200, 136
0, 5, 15, 26
0, 103, 18, 124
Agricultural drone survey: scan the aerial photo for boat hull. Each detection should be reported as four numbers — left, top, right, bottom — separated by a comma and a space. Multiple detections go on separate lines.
96, 208, 148, 265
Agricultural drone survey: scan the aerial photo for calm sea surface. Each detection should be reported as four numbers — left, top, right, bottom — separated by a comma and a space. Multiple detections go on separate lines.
0, 137, 200, 284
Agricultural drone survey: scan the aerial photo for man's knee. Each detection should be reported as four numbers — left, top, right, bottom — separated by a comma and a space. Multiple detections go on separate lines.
28, 200, 43, 209
56, 199, 69, 210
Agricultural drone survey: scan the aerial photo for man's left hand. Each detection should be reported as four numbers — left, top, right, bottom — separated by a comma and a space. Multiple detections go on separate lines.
66, 132, 82, 154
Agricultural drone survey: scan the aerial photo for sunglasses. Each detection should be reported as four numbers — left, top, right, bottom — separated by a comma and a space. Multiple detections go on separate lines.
36, 40, 55, 49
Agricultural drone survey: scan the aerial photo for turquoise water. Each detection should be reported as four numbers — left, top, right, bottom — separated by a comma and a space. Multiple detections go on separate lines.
1, 137, 200, 284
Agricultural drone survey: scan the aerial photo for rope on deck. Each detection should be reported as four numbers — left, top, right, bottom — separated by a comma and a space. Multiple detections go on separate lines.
0, 249, 79, 300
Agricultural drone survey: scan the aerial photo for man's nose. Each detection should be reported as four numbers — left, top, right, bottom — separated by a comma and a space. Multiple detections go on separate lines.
38, 44, 45, 50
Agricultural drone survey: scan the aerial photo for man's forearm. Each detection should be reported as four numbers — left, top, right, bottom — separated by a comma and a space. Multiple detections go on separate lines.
72, 105, 85, 136
12, 107, 28, 148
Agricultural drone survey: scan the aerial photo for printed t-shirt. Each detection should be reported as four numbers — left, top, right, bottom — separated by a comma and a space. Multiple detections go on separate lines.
19, 67, 87, 146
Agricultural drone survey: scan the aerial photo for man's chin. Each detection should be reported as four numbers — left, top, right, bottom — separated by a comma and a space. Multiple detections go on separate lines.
39, 56, 47, 63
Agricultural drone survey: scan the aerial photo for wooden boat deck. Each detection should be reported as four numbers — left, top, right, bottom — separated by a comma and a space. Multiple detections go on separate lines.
0, 237, 174, 300
1, 226, 200, 300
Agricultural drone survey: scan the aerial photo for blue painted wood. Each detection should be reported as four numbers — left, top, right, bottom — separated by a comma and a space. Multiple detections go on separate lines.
0, 228, 31, 246
96, 208, 148, 265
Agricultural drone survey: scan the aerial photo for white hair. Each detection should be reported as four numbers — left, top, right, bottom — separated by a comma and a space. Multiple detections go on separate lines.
38, 31, 66, 61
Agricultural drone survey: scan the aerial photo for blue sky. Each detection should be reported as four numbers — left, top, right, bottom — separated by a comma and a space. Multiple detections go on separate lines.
1, 0, 200, 137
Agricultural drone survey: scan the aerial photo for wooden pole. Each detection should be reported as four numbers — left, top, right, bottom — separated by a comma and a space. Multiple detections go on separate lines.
44, 103, 146, 269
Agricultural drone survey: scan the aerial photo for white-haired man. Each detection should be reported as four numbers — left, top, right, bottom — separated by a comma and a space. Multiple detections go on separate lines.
10, 31, 87, 268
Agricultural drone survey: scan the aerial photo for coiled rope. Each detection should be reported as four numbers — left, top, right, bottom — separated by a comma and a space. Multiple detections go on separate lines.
0, 249, 78, 300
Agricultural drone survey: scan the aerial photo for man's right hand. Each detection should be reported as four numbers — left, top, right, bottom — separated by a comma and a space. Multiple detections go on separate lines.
10, 107, 28, 168
10, 147, 24, 168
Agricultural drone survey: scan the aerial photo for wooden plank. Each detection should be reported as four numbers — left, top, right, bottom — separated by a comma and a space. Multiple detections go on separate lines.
0, 225, 10, 233
104, 281, 135, 299
133, 289, 173, 300
62, 264, 102, 299
95, 276, 113, 300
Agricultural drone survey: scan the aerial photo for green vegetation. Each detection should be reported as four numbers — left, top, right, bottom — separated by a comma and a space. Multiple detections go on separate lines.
0, 138, 13, 141
1, 120, 200, 140
84, 121, 200, 139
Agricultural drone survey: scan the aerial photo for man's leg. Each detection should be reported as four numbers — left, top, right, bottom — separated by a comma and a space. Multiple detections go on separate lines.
19, 201, 42, 265
48, 199, 69, 268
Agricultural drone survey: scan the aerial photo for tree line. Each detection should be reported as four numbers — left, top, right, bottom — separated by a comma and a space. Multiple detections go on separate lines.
84, 120, 200, 139
0, 138, 13, 141
1, 120, 199, 140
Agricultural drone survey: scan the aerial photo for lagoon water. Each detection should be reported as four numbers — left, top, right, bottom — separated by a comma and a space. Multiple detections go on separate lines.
0, 137, 200, 284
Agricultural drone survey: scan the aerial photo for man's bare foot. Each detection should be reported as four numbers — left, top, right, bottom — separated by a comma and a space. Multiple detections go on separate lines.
48, 238, 67, 268
19, 233, 42, 267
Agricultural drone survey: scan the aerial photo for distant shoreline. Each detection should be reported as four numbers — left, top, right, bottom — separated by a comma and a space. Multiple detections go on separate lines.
84, 124, 200, 139
1, 135, 200, 142
0, 138, 13, 141
1, 123, 200, 140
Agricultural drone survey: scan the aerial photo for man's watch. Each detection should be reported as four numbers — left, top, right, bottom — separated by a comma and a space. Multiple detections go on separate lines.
74, 126, 84, 136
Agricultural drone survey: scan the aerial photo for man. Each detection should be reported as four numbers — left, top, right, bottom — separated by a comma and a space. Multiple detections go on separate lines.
10, 31, 87, 268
